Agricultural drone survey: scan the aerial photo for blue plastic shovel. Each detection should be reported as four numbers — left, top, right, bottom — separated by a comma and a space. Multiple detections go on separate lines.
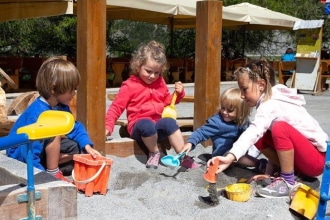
161, 151, 186, 167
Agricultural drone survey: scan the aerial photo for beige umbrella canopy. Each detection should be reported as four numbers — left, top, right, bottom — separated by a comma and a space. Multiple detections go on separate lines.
103, 0, 250, 29
104, 0, 196, 29
0, 1, 302, 156
104, 1, 302, 30
223, 2, 302, 56
0, 0, 214, 28
224, 2, 302, 30
0, 0, 73, 22
0, 1, 298, 30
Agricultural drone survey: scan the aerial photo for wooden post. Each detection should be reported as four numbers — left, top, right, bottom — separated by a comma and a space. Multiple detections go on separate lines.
194, 1, 222, 145
76, 0, 106, 154
0, 87, 6, 121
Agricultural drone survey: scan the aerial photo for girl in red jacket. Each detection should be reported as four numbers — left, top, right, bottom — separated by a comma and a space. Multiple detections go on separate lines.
105, 40, 199, 169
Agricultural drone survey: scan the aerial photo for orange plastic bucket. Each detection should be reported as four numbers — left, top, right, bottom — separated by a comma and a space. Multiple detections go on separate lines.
203, 158, 219, 183
72, 154, 113, 196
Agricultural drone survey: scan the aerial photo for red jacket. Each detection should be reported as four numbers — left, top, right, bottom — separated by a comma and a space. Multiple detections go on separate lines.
105, 75, 185, 135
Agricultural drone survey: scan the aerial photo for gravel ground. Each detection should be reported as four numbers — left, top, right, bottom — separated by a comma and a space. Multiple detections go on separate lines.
4, 83, 329, 219
76, 145, 322, 220
76, 84, 330, 220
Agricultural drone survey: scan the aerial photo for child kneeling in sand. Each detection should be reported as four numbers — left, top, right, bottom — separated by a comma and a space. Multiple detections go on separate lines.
182, 87, 267, 172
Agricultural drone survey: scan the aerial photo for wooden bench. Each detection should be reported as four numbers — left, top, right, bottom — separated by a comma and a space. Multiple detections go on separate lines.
105, 132, 192, 157
317, 60, 330, 94
106, 93, 196, 157
107, 93, 195, 103
278, 61, 296, 87
105, 119, 194, 157
0, 57, 22, 91
115, 119, 193, 131
107, 93, 195, 128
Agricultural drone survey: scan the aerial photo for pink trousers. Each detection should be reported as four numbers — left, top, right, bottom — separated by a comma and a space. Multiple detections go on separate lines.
255, 121, 325, 177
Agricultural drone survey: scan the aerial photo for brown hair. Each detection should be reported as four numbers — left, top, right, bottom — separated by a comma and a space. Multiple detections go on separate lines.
234, 59, 274, 102
130, 40, 169, 76
218, 87, 250, 126
36, 56, 80, 99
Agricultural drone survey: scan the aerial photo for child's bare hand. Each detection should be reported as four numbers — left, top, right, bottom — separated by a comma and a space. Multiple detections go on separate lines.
207, 154, 235, 174
181, 143, 193, 155
85, 145, 102, 158
174, 81, 184, 93
105, 129, 110, 136
105, 129, 112, 141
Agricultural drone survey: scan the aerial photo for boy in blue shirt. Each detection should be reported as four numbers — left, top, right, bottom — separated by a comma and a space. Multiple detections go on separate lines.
7, 57, 101, 182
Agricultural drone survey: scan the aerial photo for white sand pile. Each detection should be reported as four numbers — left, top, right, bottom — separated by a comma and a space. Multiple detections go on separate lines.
76, 145, 309, 220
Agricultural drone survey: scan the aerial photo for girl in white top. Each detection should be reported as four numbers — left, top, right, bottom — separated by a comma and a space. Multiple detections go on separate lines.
207, 59, 328, 198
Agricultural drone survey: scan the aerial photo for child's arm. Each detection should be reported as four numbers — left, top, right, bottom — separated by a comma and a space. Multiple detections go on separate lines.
207, 153, 236, 174
84, 144, 102, 158
66, 121, 94, 151
173, 81, 185, 104
184, 115, 220, 152
105, 84, 130, 135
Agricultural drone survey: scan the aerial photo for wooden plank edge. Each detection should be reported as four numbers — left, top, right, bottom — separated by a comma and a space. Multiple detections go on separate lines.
105, 132, 192, 157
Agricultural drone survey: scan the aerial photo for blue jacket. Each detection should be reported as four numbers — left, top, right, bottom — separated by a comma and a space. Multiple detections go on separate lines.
187, 113, 248, 157
281, 53, 296, 62
281, 53, 296, 74
6, 96, 93, 171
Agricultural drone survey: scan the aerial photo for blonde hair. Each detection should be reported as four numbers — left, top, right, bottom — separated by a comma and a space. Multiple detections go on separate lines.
233, 58, 274, 102
36, 56, 80, 99
130, 40, 169, 76
218, 87, 250, 126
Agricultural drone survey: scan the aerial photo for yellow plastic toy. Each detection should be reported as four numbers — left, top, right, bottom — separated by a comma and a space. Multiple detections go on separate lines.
290, 183, 319, 220
0, 110, 75, 220
17, 110, 74, 140
225, 183, 252, 202
161, 91, 178, 119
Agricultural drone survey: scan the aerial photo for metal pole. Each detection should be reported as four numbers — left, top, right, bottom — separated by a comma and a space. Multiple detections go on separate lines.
27, 142, 36, 220
316, 141, 330, 219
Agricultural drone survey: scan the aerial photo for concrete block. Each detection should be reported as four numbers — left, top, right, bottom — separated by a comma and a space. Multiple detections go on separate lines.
0, 154, 77, 220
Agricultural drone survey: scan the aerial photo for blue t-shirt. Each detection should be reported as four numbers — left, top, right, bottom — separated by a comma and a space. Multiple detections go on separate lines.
281, 53, 296, 74
6, 96, 93, 171
281, 53, 296, 62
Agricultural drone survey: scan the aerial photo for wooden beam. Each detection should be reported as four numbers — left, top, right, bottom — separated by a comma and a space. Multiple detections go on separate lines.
108, 93, 195, 103
194, 1, 222, 145
76, 0, 106, 154
105, 133, 192, 157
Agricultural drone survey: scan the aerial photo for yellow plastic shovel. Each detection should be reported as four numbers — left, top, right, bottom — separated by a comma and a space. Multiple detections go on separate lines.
161, 92, 177, 119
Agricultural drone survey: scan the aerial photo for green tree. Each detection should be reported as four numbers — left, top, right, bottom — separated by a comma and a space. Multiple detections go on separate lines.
0, 1, 328, 58
28, 15, 77, 57
0, 15, 77, 57
107, 20, 170, 57
221, 0, 327, 58
0, 19, 33, 56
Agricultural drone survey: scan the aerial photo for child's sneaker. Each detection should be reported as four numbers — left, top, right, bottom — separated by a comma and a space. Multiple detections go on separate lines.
53, 171, 72, 183
256, 177, 299, 198
146, 152, 160, 169
180, 156, 201, 169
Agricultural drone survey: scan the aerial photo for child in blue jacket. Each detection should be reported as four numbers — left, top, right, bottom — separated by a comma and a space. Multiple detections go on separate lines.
182, 87, 266, 172
281, 47, 296, 62
7, 57, 101, 182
